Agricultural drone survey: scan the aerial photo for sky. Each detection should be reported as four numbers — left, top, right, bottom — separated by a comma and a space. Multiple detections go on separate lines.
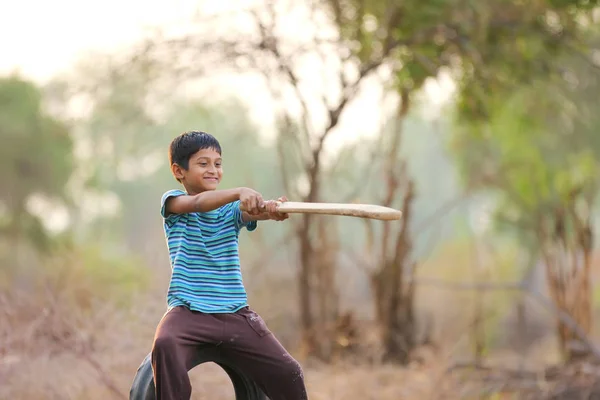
0, 0, 199, 81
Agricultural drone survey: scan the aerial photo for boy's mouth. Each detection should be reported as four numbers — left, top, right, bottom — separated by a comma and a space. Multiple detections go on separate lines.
203, 177, 219, 182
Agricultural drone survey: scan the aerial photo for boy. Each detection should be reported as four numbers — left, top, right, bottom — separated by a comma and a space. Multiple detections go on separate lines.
152, 131, 308, 400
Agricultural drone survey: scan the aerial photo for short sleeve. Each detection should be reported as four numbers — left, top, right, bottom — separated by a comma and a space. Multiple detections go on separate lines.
230, 200, 258, 232
160, 189, 187, 224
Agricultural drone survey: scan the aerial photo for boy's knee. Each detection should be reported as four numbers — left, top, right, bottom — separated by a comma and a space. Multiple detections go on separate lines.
278, 355, 305, 383
274, 356, 308, 400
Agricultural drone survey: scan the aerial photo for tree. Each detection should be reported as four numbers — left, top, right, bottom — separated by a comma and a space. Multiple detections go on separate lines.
320, 0, 598, 363
0, 75, 73, 253
449, 34, 600, 361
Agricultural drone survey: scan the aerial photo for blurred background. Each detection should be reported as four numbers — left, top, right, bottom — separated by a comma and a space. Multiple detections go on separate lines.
2, 0, 600, 399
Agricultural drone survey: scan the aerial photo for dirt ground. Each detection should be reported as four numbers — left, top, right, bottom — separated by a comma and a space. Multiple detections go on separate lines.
5, 347, 600, 400
4, 275, 600, 400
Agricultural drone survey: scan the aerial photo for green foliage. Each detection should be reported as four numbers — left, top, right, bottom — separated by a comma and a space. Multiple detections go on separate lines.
0, 75, 73, 250
0, 76, 73, 198
323, 0, 596, 118
324, 0, 458, 91
449, 34, 600, 246
74, 70, 163, 191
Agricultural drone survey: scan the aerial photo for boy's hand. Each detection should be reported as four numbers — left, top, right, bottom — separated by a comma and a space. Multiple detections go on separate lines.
264, 196, 289, 221
239, 187, 264, 215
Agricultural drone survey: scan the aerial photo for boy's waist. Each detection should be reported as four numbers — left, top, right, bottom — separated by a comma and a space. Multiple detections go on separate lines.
167, 294, 248, 314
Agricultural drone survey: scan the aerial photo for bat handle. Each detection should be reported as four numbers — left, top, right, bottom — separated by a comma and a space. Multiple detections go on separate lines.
258, 200, 283, 212
240, 200, 283, 213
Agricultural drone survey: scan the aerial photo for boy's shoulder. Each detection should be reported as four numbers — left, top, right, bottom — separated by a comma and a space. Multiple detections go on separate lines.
161, 188, 187, 203
160, 189, 186, 222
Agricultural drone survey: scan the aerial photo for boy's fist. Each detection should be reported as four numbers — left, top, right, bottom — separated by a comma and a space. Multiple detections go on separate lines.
264, 196, 289, 221
239, 187, 264, 215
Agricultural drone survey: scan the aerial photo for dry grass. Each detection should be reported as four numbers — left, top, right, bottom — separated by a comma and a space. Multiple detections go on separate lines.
4, 256, 600, 400
0, 277, 463, 400
1, 351, 462, 400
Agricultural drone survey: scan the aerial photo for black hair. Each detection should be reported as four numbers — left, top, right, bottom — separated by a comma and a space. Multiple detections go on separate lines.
169, 131, 222, 170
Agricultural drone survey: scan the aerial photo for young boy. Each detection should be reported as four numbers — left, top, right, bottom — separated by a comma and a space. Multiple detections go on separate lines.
152, 131, 308, 400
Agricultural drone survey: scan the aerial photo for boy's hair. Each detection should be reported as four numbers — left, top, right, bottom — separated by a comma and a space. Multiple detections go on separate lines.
169, 131, 222, 170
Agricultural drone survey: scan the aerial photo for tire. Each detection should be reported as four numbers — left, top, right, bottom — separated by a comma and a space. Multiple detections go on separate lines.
129, 347, 268, 400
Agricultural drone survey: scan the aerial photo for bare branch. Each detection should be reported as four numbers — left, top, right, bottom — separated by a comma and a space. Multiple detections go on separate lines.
251, 8, 315, 143
309, 24, 441, 158
275, 117, 296, 198
335, 89, 391, 203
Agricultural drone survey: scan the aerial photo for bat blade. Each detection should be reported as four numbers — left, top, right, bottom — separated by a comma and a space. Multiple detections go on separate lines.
275, 201, 402, 221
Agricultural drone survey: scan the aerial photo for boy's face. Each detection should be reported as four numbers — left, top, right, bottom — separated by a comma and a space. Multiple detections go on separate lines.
172, 148, 223, 193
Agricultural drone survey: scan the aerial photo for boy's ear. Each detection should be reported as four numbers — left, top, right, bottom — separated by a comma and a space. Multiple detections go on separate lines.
171, 163, 185, 181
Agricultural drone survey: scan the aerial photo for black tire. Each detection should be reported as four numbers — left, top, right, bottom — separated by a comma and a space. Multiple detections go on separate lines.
129, 347, 268, 400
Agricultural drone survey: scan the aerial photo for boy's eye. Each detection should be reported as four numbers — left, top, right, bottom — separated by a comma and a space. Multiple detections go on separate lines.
199, 163, 207, 167
216, 163, 222, 168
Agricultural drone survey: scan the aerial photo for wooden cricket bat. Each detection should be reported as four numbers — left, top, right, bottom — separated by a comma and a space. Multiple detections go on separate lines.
268, 201, 402, 221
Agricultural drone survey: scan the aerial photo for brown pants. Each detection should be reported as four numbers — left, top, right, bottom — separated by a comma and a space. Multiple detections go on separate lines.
151, 306, 308, 400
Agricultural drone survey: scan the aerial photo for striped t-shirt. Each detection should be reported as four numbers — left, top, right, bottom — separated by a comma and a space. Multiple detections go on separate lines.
160, 189, 257, 313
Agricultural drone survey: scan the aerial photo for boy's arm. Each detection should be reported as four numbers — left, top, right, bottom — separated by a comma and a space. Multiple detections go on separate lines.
165, 187, 263, 216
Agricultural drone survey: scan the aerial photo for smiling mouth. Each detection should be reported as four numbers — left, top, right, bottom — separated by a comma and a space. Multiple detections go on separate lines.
204, 177, 218, 181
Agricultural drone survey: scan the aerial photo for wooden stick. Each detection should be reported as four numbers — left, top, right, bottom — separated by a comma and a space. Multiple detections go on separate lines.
268, 201, 402, 221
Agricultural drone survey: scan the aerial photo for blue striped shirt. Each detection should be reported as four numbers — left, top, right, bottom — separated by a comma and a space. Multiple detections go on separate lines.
160, 189, 257, 313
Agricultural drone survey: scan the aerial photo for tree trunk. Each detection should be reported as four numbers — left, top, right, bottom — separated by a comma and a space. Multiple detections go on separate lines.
298, 161, 322, 358
298, 213, 317, 357
370, 92, 418, 364
378, 179, 416, 363
541, 205, 594, 362
314, 216, 340, 361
